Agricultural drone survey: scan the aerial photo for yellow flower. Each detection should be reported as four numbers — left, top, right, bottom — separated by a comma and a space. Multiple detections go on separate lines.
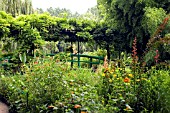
128, 74, 133, 78
125, 83, 131, 86
118, 68, 122, 70
117, 78, 120, 80
102, 73, 105, 77
106, 67, 109, 71
102, 100, 105, 104
113, 74, 117, 78
141, 78, 147, 81
136, 79, 140, 82
111, 69, 114, 72
109, 79, 113, 83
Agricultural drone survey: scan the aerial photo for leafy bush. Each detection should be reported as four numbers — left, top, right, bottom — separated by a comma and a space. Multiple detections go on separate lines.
138, 68, 170, 113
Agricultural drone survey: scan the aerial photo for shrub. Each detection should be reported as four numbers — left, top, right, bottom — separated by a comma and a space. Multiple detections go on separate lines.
137, 68, 170, 112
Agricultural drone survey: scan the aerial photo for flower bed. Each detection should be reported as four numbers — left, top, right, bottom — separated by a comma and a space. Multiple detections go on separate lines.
0, 56, 170, 113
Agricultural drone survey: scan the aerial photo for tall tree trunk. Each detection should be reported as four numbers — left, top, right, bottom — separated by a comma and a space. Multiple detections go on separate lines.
106, 43, 110, 62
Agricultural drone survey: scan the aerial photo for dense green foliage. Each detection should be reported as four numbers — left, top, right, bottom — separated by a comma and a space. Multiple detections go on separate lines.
97, 0, 170, 54
0, 11, 96, 66
0, 1, 170, 112
0, 11, 95, 42
0, 56, 170, 113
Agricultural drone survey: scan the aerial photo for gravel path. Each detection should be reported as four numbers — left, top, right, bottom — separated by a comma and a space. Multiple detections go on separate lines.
0, 102, 9, 113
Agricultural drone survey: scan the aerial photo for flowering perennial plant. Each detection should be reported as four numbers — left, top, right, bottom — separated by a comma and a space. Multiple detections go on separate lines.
154, 50, 159, 64
132, 37, 138, 65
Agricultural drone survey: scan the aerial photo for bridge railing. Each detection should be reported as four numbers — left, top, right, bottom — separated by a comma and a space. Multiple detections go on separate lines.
0, 54, 104, 68
68, 54, 104, 68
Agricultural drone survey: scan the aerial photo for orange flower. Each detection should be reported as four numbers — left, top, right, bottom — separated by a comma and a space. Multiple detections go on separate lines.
70, 82, 74, 85
74, 104, 81, 109
81, 111, 88, 113
34, 61, 38, 64
124, 77, 130, 83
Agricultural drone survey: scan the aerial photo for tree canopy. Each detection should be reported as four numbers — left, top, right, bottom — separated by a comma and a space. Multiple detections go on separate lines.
97, 0, 170, 54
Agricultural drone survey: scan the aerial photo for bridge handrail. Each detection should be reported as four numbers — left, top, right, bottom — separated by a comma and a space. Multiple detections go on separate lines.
69, 53, 104, 68
70, 54, 104, 60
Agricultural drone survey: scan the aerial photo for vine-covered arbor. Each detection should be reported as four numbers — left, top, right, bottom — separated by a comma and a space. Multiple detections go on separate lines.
0, 11, 95, 52
0, 11, 103, 67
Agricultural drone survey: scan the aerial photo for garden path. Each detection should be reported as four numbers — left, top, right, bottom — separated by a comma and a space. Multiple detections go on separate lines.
0, 102, 9, 113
